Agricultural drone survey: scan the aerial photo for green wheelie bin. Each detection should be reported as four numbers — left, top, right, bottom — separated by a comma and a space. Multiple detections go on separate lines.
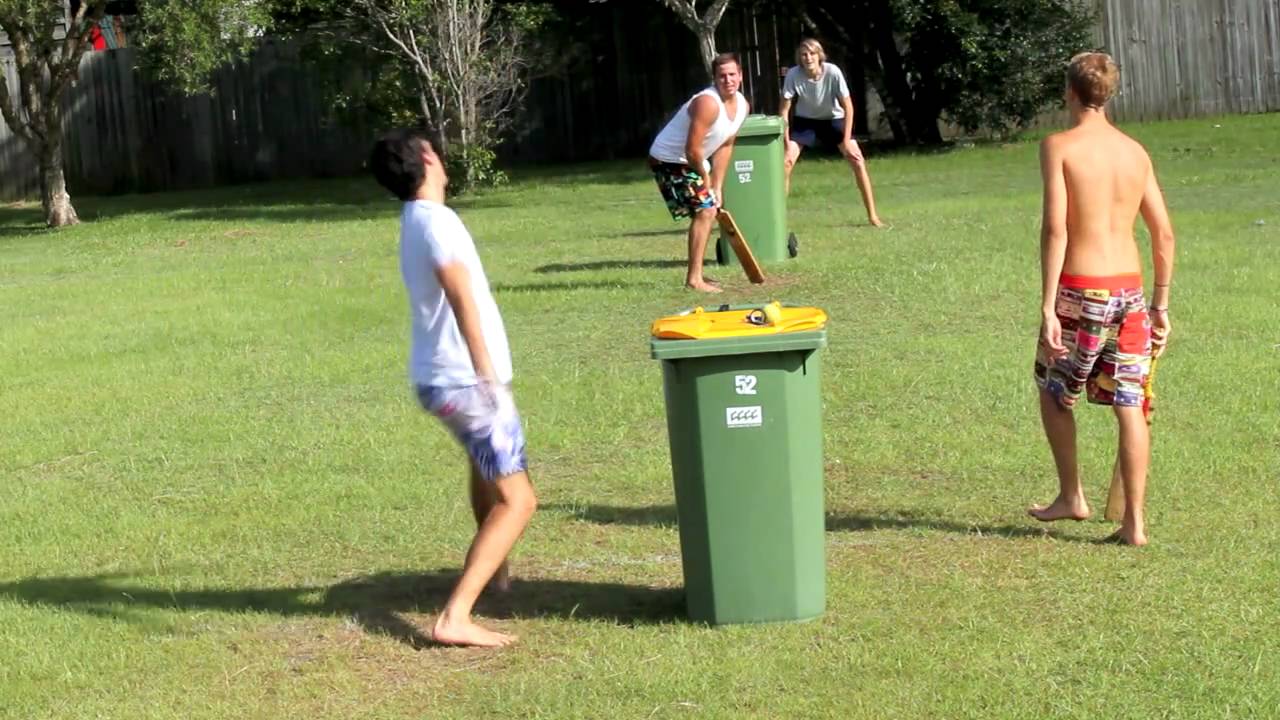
716, 114, 793, 266
650, 302, 827, 625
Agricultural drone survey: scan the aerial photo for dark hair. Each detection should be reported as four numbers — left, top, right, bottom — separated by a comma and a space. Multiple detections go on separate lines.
711, 52, 741, 74
369, 128, 439, 201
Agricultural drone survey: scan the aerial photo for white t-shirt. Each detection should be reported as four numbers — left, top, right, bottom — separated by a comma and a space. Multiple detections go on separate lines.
399, 200, 513, 387
648, 87, 748, 169
782, 63, 851, 120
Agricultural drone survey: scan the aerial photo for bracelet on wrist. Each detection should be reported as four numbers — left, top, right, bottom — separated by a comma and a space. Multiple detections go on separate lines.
1149, 305, 1169, 313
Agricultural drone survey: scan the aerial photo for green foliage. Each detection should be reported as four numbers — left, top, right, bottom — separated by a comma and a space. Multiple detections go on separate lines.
892, 0, 1096, 137
0, 0, 66, 34
274, 0, 557, 193
444, 141, 508, 193
287, 42, 420, 129
503, 0, 556, 33
131, 0, 274, 95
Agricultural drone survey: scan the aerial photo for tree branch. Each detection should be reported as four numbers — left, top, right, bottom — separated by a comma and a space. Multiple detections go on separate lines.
8, 24, 45, 142
53, 0, 106, 98
701, 0, 731, 28
0, 59, 35, 146
657, 0, 700, 30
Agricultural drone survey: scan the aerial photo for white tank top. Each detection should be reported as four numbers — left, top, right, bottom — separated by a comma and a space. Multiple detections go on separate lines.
648, 87, 747, 169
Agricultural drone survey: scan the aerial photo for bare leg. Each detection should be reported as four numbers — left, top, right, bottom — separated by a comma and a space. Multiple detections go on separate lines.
842, 141, 884, 227
1029, 389, 1091, 521
685, 208, 721, 293
1108, 405, 1150, 546
433, 471, 537, 647
468, 463, 509, 591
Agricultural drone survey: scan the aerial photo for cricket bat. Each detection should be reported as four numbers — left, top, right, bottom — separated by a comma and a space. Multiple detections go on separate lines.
716, 209, 766, 284
1104, 353, 1161, 522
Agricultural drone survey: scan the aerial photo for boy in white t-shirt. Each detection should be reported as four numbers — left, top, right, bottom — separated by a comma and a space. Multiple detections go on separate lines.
780, 38, 885, 227
370, 129, 537, 648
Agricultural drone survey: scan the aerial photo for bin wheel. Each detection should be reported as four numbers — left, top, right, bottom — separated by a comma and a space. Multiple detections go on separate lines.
787, 232, 799, 258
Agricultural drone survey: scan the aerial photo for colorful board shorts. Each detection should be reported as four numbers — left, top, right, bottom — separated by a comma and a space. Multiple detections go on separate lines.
649, 158, 717, 220
1034, 273, 1152, 409
416, 383, 528, 482
790, 116, 864, 162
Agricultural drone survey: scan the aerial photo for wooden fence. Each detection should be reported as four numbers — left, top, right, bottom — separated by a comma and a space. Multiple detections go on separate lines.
503, 4, 804, 163
1, 39, 372, 201
1100, 0, 1280, 122
2, 0, 1279, 201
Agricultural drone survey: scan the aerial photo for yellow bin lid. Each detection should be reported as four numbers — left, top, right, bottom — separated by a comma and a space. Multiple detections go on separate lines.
651, 301, 827, 339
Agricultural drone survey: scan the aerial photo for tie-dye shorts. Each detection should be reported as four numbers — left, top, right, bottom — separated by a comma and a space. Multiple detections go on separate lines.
416, 383, 528, 482
1034, 273, 1152, 409
649, 159, 717, 219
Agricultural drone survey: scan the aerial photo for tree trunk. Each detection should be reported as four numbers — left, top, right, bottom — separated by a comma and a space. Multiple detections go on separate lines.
860, 57, 908, 144
864, 0, 942, 145
695, 25, 717, 76
418, 90, 434, 134
40, 136, 79, 228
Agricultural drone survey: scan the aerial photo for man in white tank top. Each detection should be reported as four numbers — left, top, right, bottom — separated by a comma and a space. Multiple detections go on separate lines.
648, 53, 749, 293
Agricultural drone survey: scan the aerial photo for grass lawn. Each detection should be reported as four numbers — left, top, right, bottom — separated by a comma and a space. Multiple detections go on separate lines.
2, 113, 1278, 719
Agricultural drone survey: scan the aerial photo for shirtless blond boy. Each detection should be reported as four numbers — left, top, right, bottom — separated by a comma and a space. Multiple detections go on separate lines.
1029, 52, 1176, 546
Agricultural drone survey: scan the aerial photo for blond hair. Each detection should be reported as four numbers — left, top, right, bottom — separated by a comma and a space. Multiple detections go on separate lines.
795, 38, 826, 65
1067, 52, 1119, 108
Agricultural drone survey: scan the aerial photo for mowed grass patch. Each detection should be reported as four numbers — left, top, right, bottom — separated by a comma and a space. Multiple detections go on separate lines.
2, 113, 1278, 719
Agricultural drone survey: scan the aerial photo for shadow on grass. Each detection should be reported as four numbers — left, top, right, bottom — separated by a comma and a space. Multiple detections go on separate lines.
617, 229, 686, 239
506, 159, 646, 187
0, 224, 47, 240
1, 178, 425, 227
547, 503, 679, 527
534, 259, 685, 273
0, 569, 685, 649
823, 510, 1096, 542
492, 280, 646, 293
0, 203, 46, 239
550, 503, 1095, 543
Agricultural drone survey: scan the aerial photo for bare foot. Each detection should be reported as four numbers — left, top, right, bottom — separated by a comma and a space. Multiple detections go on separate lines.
869, 216, 887, 228
488, 562, 512, 593
685, 280, 723, 293
432, 614, 517, 648
1101, 528, 1148, 547
1028, 495, 1091, 522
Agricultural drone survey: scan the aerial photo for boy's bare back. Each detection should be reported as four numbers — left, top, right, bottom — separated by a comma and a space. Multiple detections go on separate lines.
1042, 123, 1154, 276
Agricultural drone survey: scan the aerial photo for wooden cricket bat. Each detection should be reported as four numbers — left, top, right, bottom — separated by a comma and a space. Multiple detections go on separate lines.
716, 209, 766, 284
1104, 353, 1161, 522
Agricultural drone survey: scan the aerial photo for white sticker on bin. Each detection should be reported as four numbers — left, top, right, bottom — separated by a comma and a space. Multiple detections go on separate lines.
726, 406, 763, 428
734, 160, 754, 173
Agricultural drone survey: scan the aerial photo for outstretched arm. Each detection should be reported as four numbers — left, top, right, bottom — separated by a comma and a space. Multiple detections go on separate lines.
685, 95, 719, 188
709, 138, 734, 207
839, 95, 855, 143
1039, 137, 1069, 358
708, 100, 747, 206
1139, 159, 1176, 354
